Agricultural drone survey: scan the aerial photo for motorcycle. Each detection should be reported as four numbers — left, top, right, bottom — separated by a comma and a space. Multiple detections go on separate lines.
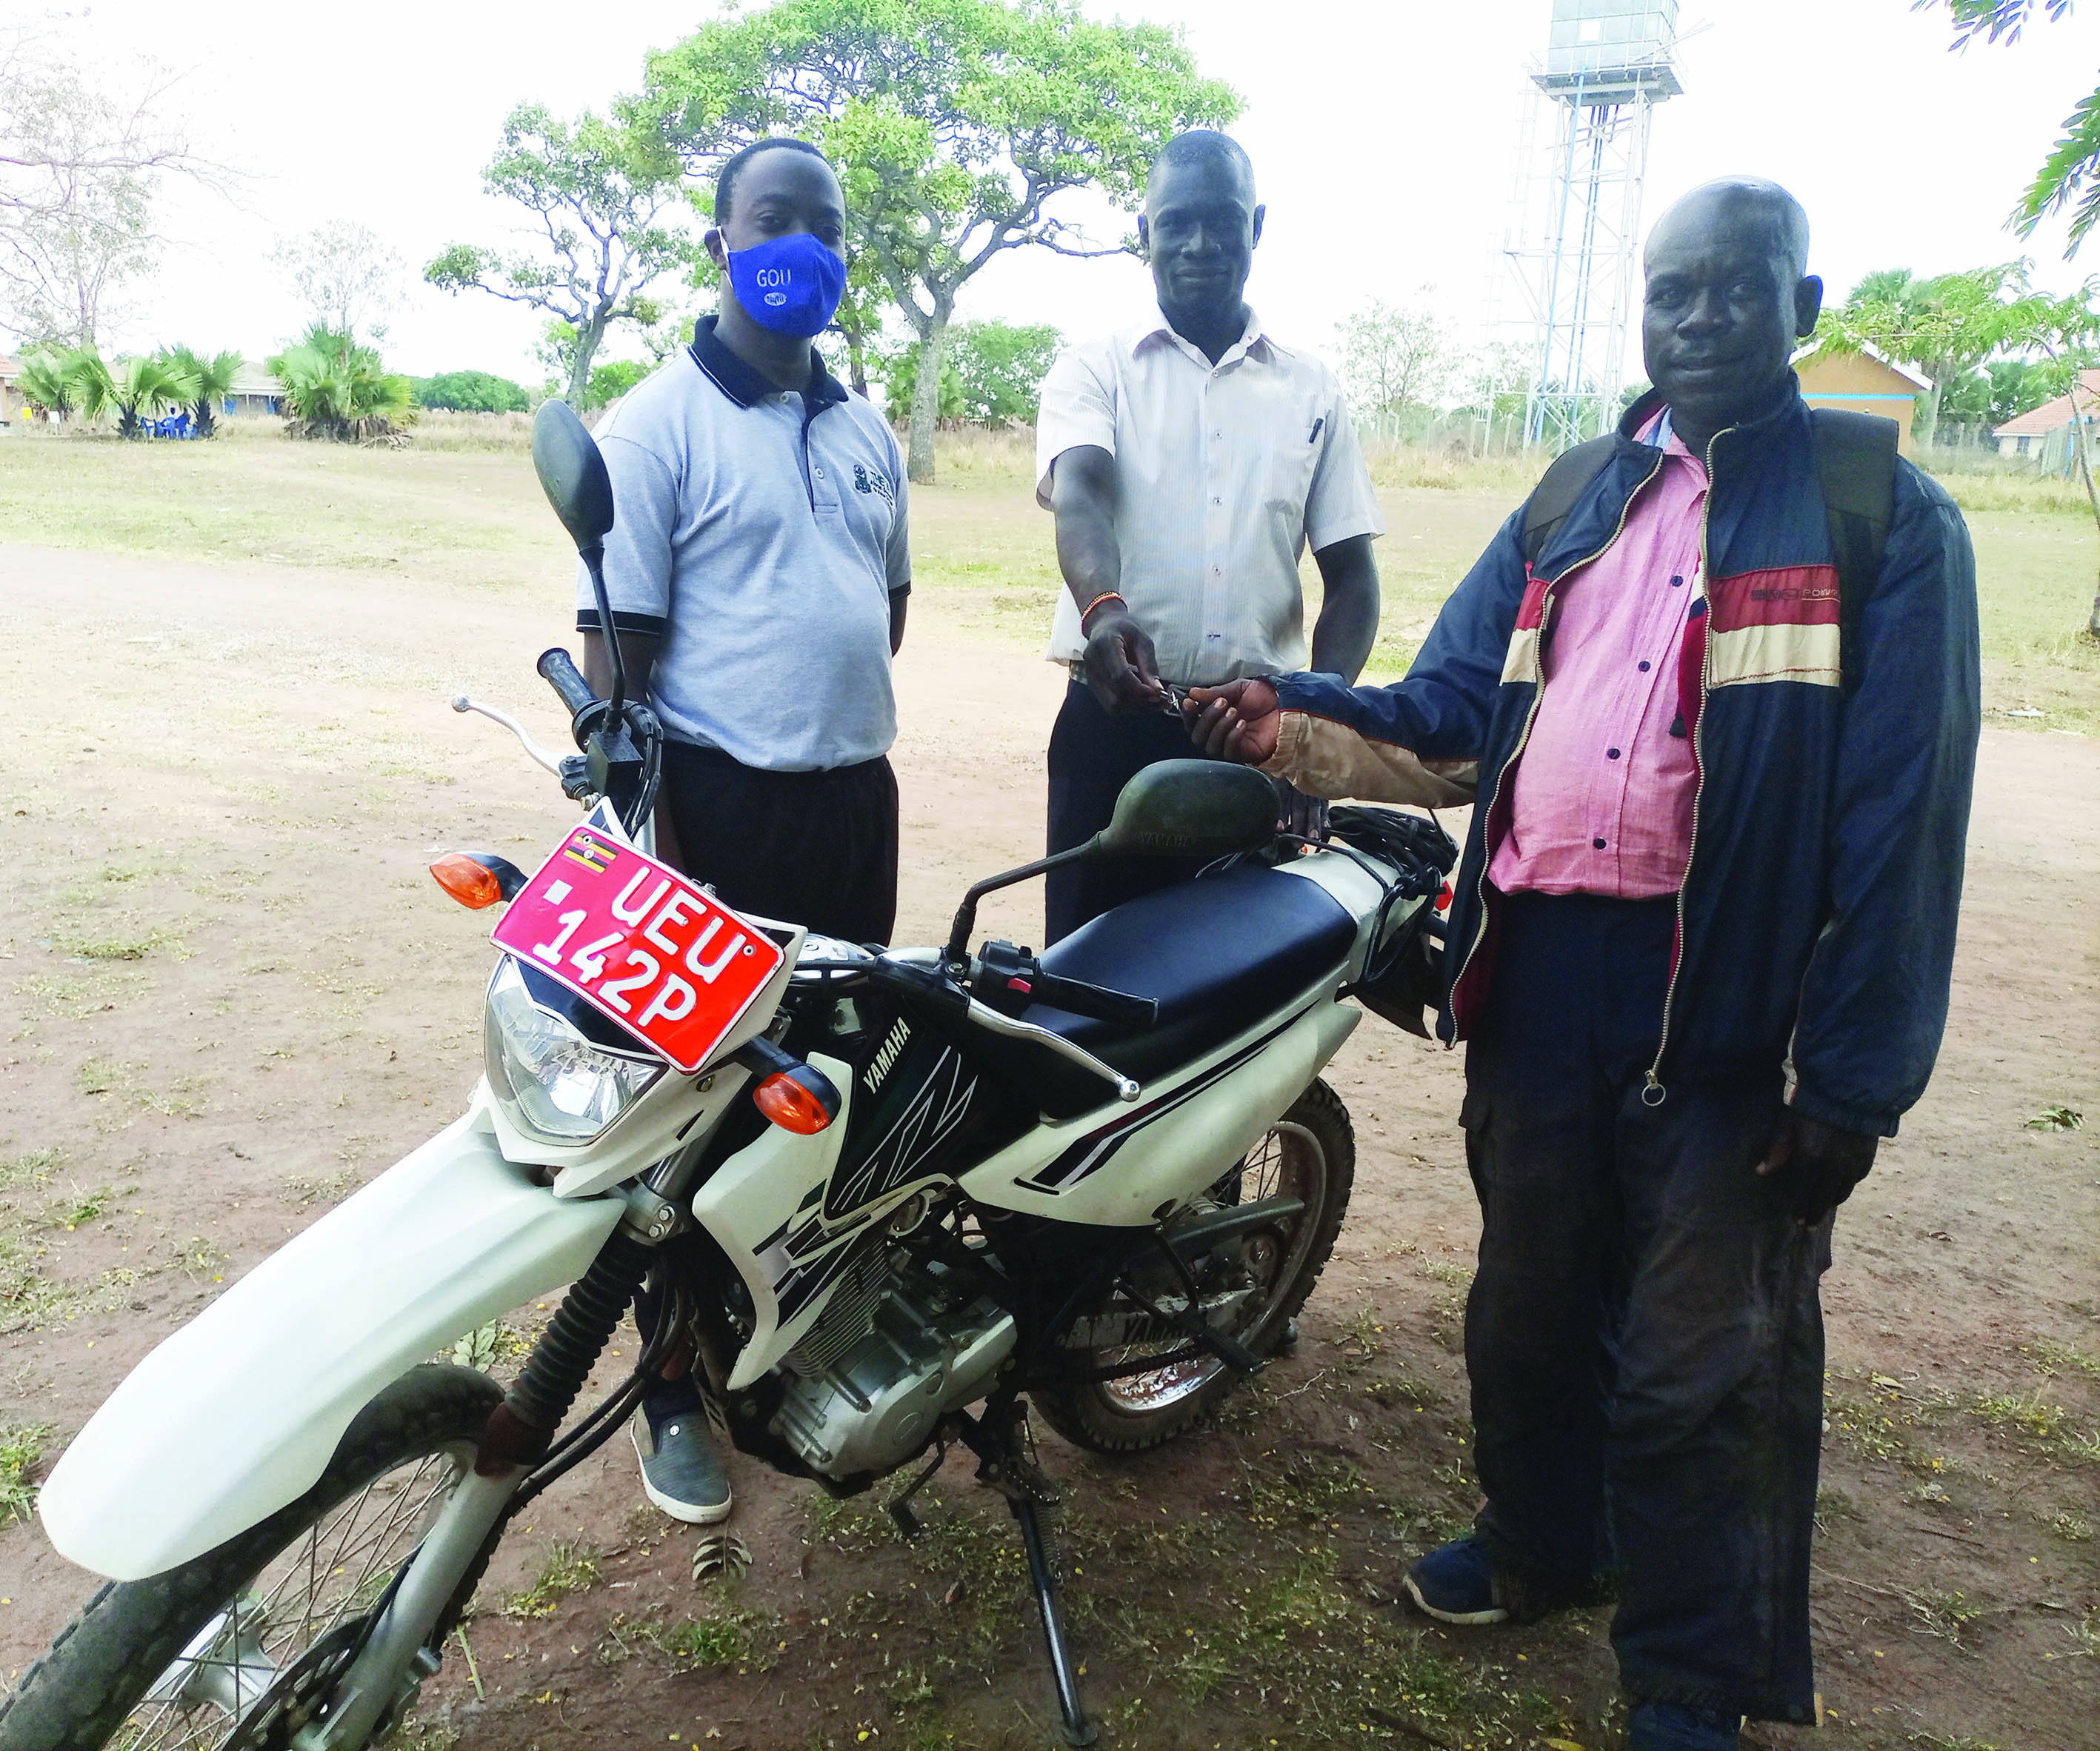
1, 403, 1456, 1751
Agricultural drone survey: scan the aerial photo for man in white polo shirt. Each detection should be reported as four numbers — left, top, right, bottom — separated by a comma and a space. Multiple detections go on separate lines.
1035, 130, 1384, 941
578, 136, 909, 1529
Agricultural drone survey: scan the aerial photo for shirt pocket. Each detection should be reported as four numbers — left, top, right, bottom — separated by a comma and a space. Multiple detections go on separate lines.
1247, 392, 1326, 518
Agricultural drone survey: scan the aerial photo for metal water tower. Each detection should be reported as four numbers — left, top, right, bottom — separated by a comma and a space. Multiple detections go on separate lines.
1504, 0, 1681, 450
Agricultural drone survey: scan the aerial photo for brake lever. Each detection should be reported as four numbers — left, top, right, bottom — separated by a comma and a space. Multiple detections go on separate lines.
451, 695, 564, 777
870, 958, 1141, 1104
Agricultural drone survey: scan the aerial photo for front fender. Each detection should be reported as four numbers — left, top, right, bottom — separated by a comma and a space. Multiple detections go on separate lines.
39, 1110, 623, 1581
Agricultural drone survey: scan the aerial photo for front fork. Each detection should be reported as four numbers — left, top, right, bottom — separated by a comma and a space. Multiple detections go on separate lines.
302, 1224, 667, 1748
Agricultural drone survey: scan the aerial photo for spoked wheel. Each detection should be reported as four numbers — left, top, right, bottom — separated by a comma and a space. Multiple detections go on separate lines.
1035, 1078, 1354, 1453
0, 1366, 501, 1751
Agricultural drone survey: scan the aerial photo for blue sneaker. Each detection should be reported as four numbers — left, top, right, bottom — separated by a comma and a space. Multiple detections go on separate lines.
630, 1380, 732, 1524
1627, 1702, 1744, 1751
1401, 1537, 1508, 1624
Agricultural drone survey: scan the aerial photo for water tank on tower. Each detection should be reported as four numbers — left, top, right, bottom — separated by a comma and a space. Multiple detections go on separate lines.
1501, 0, 1682, 449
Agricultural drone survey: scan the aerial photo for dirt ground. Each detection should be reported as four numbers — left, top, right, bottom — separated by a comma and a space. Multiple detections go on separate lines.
0, 543, 2096, 1751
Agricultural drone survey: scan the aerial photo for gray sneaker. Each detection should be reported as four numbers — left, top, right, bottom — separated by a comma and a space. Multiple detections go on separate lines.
630, 1384, 732, 1524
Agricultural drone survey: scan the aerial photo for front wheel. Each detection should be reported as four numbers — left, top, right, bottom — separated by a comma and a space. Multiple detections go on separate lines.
0, 1364, 501, 1751
1034, 1078, 1355, 1454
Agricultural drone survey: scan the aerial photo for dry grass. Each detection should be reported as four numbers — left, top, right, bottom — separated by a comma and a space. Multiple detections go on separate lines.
3, 414, 2092, 730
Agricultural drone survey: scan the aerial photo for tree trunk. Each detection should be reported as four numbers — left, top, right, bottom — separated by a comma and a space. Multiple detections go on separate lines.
193, 397, 217, 439
566, 311, 610, 410
839, 318, 871, 397
2059, 378, 2100, 638
907, 315, 950, 485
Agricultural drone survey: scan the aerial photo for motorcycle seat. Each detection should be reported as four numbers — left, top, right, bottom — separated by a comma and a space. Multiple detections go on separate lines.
1002, 863, 1359, 1119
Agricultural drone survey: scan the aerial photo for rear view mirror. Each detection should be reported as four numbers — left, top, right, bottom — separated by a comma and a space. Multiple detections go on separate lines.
532, 399, 616, 553
1099, 761, 1277, 861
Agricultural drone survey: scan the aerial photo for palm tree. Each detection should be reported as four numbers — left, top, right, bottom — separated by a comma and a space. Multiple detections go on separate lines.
62, 347, 116, 427
165, 345, 244, 437
268, 325, 410, 441
66, 350, 198, 437
16, 352, 78, 424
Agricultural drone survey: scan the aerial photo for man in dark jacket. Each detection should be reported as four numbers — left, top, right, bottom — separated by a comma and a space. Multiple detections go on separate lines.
1185, 179, 1980, 1750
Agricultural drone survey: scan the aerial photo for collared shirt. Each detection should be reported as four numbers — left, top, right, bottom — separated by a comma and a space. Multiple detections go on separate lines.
1033, 305, 1384, 689
1487, 416, 1704, 899
576, 316, 910, 773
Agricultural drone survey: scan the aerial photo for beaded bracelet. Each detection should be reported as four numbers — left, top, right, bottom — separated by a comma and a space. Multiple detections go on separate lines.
1079, 591, 1127, 633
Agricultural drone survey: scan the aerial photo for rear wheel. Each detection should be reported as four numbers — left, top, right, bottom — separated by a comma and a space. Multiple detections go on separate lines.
1034, 1078, 1354, 1454
0, 1364, 501, 1751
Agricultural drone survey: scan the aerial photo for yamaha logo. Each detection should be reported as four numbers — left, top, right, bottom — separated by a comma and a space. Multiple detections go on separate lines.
864, 1018, 910, 1093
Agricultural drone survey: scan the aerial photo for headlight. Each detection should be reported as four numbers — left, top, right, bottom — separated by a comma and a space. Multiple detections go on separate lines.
484, 958, 664, 1144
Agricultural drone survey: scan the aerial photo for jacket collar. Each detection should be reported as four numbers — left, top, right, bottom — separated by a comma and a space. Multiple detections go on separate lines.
1618, 370, 1809, 461
690, 313, 849, 413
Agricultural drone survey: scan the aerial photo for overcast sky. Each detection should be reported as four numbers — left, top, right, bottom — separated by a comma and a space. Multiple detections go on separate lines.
49, 0, 2100, 387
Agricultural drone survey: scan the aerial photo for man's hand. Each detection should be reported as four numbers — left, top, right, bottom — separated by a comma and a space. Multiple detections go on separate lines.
1184, 678, 1281, 764
1756, 1110, 1879, 1227
1275, 778, 1327, 842
1082, 613, 1167, 713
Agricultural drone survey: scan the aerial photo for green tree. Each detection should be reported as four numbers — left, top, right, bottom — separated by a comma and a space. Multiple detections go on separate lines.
425, 104, 700, 410
415, 369, 530, 413
640, 0, 1239, 481
879, 336, 963, 424
15, 350, 77, 421
1922, 2, 2100, 250
584, 357, 649, 410
945, 318, 1061, 425
1337, 292, 1457, 425
66, 348, 196, 438
164, 344, 242, 437
1813, 264, 2036, 444
268, 324, 412, 442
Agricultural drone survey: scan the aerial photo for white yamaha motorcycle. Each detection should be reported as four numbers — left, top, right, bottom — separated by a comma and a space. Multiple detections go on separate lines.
1, 404, 1455, 1750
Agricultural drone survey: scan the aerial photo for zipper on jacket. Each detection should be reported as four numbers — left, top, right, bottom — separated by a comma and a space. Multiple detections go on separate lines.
1641, 425, 1725, 1106
1442, 447, 1667, 1039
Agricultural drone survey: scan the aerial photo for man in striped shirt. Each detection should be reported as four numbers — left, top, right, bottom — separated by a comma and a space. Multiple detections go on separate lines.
1033, 130, 1396, 941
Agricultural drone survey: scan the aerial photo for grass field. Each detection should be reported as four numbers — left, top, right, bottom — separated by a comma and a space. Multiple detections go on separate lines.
2, 418, 2096, 1750
2, 417, 2094, 731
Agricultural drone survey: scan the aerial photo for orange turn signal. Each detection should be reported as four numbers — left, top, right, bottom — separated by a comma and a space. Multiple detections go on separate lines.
430, 853, 503, 910
754, 1071, 834, 1134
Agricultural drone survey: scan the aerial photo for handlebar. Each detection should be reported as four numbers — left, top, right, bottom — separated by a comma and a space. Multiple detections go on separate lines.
1027, 972, 1159, 1030
537, 647, 600, 736
864, 958, 1140, 1102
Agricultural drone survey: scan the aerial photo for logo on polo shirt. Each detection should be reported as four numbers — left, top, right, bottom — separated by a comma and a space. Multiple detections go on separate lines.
853, 464, 895, 504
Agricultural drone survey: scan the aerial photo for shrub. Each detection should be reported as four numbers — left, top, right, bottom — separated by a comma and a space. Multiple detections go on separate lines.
414, 369, 530, 413
270, 325, 412, 441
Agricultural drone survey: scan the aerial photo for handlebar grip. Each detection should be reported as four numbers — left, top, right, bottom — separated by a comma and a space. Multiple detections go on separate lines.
1030, 973, 1159, 1030
536, 647, 600, 721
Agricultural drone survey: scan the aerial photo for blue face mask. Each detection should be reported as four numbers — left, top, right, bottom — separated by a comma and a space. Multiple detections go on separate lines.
726, 232, 847, 338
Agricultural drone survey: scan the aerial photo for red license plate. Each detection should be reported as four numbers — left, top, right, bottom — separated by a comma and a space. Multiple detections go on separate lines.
490, 824, 786, 1073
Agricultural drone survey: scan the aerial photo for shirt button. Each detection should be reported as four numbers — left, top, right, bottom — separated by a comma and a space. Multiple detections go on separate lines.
1593, 837, 1608, 850
1607, 748, 1621, 759
1670, 574, 1684, 587
1213, 496, 1221, 505
815, 467, 826, 478
1638, 660, 1652, 672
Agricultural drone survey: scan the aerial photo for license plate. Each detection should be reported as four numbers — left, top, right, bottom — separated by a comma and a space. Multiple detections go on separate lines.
490, 824, 786, 1073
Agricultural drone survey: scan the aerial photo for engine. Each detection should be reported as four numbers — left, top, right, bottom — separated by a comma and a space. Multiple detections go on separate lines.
769, 1247, 1014, 1480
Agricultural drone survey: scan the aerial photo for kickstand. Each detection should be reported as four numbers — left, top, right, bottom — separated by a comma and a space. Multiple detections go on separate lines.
964, 1401, 1099, 1748
887, 1433, 950, 1539
1010, 1492, 1097, 1747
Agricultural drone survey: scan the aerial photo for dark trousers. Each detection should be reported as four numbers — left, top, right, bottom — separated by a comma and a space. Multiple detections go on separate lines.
660, 738, 899, 945
1044, 679, 1208, 944
640, 739, 900, 1400
1461, 893, 1826, 1724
